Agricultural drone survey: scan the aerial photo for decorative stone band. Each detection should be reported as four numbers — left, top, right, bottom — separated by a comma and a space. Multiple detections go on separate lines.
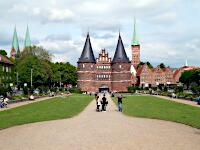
77, 80, 131, 82
77, 71, 131, 73
77, 71, 96, 73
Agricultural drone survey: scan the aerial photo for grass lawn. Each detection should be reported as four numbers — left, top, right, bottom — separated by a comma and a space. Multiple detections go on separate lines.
113, 95, 200, 129
0, 94, 93, 129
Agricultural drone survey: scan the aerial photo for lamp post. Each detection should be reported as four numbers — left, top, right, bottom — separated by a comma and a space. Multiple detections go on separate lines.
60, 73, 61, 88
31, 69, 33, 87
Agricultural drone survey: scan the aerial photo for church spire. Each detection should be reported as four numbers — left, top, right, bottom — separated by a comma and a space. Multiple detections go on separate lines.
10, 26, 20, 59
24, 25, 32, 55
185, 59, 188, 66
132, 18, 140, 46
112, 33, 130, 63
78, 32, 96, 63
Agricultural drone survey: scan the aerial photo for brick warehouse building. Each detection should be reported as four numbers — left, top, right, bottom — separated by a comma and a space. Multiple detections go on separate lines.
77, 33, 131, 92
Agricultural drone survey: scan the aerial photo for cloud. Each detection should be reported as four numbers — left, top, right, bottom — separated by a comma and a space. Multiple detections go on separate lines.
0, 0, 199, 68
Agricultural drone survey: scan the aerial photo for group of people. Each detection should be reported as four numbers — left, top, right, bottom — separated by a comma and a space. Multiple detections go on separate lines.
95, 92, 125, 112
95, 93, 108, 112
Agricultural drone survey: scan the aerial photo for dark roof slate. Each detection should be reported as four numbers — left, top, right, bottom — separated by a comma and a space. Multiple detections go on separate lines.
112, 34, 130, 63
78, 33, 96, 63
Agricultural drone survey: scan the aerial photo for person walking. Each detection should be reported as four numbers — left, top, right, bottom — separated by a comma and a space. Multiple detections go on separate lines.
101, 94, 108, 111
95, 95, 100, 111
117, 94, 124, 112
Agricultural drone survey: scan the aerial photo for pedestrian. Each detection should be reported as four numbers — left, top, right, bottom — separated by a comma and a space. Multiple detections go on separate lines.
101, 95, 108, 111
95, 95, 99, 111
96, 96, 101, 111
117, 94, 125, 112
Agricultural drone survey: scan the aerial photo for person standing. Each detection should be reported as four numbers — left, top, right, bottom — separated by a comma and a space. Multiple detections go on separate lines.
96, 95, 100, 111
117, 94, 124, 112
101, 94, 108, 111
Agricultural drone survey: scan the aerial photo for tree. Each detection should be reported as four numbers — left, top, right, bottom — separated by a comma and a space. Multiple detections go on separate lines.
0, 50, 7, 56
146, 61, 153, 69
159, 63, 166, 68
16, 55, 52, 88
32, 45, 53, 62
179, 70, 194, 89
137, 62, 145, 69
50, 62, 77, 86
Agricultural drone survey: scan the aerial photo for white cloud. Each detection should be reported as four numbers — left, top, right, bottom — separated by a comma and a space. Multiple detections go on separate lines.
0, 0, 199, 67
47, 9, 75, 22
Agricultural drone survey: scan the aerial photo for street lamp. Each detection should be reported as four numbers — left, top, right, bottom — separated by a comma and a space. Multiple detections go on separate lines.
31, 69, 33, 87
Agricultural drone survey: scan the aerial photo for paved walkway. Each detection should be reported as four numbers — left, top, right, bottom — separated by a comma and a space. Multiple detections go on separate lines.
0, 96, 57, 111
154, 95, 200, 108
0, 93, 200, 150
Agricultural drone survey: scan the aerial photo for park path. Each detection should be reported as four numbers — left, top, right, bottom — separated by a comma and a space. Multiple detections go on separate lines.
0, 93, 200, 150
154, 95, 200, 108
0, 96, 58, 111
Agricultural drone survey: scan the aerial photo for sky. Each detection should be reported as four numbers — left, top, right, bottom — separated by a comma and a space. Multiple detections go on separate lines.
0, 0, 200, 68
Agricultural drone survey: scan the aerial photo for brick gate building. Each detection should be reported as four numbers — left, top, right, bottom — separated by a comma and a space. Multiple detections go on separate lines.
77, 33, 131, 92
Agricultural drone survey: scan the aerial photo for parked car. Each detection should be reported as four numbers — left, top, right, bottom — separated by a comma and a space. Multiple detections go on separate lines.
193, 97, 200, 105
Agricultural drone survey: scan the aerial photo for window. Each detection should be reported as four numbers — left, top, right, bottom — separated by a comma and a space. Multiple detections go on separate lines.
6, 67, 8, 72
119, 65, 121, 69
83, 64, 85, 68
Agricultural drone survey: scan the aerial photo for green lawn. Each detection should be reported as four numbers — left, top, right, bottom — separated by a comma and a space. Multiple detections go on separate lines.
113, 95, 200, 128
0, 94, 93, 129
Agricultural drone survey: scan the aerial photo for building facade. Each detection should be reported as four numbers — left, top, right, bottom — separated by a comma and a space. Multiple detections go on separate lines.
77, 33, 131, 92
136, 64, 175, 87
0, 54, 14, 85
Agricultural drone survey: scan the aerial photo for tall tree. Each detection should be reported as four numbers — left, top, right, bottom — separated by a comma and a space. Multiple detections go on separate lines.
0, 50, 7, 56
159, 63, 166, 68
32, 45, 53, 62
16, 55, 52, 88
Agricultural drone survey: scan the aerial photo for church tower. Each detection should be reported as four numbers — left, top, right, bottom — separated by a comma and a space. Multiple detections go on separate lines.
10, 26, 20, 59
131, 18, 140, 69
23, 25, 32, 56
77, 33, 96, 92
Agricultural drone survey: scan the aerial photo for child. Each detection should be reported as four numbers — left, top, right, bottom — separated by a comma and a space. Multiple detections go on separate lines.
96, 96, 101, 111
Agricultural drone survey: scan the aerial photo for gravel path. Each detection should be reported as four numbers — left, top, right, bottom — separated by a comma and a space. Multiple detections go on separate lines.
0, 96, 55, 111
0, 93, 200, 150
154, 95, 200, 108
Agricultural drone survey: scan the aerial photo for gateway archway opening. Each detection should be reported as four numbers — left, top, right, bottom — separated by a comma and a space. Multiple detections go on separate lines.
99, 85, 109, 93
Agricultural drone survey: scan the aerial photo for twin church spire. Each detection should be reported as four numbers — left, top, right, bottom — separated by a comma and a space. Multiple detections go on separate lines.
10, 25, 32, 59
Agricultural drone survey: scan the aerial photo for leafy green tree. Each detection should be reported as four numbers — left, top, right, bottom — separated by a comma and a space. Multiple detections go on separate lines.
50, 62, 77, 86
0, 50, 7, 56
16, 55, 52, 88
146, 61, 153, 69
159, 63, 166, 68
137, 62, 145, 69
179, 70, 194, 89
32, 45, 53, 62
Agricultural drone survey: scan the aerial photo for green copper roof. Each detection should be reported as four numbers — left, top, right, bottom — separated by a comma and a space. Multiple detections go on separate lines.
132, 18, 140, 46
24, 25, 31, 53
12, 26, 19, 52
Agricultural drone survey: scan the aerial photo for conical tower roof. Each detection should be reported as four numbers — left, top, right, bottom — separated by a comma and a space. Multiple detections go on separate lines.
12, 26, 20, 52
78, 33, 95, 63
112, 33, 130, 63
132, 18, 140, 46
24, 25, 31, 54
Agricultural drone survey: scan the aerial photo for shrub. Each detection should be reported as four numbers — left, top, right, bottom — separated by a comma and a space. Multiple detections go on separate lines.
23, 87, 28, 95
0, 86, 7, 97
69, 87, 81, 93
